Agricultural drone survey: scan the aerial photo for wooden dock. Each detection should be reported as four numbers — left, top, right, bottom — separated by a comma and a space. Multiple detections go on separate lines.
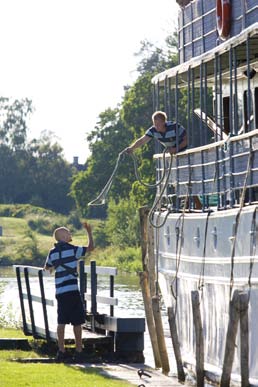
13, 262, 145, 363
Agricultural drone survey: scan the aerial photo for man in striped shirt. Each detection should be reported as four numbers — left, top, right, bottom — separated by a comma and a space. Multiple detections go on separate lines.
123, 110, 187, 154
44, 222, 94, 362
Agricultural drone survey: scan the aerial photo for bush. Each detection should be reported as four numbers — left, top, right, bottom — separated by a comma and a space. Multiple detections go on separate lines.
93, 221, 110, 248
106, 198, 140, 248
89, 245, 142, 273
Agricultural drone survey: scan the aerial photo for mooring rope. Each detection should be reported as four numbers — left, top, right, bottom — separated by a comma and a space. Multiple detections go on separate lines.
247, 208, 257, 305
229, 148, 253, 299
148, 153, 174, 229
88, 151, 125, 206
88, 148, 169, 206
131, 147, 168, 188
198, 209, 212, 293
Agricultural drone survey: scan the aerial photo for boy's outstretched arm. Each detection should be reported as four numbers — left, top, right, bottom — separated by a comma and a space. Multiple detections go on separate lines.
82, 222, 94, 252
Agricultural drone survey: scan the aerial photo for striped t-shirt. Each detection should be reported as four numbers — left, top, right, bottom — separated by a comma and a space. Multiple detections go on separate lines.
145, 121, 186, 149
45, 242, 87, 295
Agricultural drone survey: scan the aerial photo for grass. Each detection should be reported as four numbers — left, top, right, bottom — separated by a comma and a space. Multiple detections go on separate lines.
0, 329, 133, 387
0, 327, 28, 338
0, 352, 133, 386
0, 203, 142, 272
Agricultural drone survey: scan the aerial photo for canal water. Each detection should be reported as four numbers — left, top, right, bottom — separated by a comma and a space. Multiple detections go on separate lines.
0, 266, 177, 373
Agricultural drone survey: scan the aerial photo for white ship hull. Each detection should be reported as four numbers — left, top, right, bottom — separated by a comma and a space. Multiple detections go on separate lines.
155, 205, 258, 384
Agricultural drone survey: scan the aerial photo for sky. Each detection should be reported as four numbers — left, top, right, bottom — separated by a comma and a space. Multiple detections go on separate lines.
0, 0, 179, 164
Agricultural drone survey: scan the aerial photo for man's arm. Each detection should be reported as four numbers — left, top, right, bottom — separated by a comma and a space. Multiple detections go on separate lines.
82, 222, 94, 252
123, 135, 151, 154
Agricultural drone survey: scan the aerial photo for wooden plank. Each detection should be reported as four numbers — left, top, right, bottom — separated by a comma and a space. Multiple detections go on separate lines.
191, 291, 204, 387
84, 293, 118, 306
239, 292, 249, 387
84, 266, 117, 276
13, 265, 51, 276
139, 271, 161, 369
221, 290, 240, 387
167, 306, 186, 382
152, 295, 170, 375
23, 293, 54, 306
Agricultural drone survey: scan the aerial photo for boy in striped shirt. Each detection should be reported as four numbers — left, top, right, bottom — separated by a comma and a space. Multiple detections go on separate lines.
44, 222, 94, 362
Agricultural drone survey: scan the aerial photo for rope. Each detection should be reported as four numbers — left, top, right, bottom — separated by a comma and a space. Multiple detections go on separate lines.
148, 153, 174, 229
131, 148, 168, 188
169, 182, 190, 317
198, 210, 212, 293
229, 149, 253, 299
88, 148, 169, 206
88, 151, 125, 206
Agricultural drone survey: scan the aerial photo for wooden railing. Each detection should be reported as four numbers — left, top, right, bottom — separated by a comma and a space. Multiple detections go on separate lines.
13, 261, 118, 340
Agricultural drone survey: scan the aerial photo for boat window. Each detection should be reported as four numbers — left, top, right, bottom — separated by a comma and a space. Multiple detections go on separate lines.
236, 94, 243, 134
243, 89, 254, 132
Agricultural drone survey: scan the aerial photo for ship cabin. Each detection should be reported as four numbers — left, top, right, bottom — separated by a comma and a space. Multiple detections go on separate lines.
152, 0, 258, 213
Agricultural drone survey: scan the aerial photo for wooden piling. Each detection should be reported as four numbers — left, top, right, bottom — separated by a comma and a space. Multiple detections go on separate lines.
239, 292, 249, 387
152, 295, 170, 375
191, 291, 204, 387
147, 214, 156, 297
139, 206, 149, 272
139, 206, 155, 296
221, 290, 241, 387
139, 271, 161, 368
167, 306, 186, 382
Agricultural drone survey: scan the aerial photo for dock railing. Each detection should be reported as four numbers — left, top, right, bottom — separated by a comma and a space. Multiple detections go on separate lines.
13, 260, 118, 340
13, 261, 145, 362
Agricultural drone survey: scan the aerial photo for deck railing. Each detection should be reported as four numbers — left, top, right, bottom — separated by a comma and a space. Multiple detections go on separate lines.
154, 129, 258, 211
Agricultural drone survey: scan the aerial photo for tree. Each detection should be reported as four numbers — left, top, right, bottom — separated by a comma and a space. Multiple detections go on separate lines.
0, 97, 33, 150
71, 108, 135, 216
27, 132, 75, 213
71, 34, 180, 218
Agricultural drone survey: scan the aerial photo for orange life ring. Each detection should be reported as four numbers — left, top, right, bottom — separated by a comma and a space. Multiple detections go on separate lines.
216, 0, 231, 40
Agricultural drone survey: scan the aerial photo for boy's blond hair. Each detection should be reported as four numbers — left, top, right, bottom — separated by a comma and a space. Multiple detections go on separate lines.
152, 111, 167, 122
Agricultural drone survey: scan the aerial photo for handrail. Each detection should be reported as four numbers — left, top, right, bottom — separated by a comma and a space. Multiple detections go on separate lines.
13, 260, 118, 339
154, 129, 258, 210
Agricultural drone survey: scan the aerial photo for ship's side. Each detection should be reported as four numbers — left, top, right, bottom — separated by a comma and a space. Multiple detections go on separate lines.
151, 0, 258, 383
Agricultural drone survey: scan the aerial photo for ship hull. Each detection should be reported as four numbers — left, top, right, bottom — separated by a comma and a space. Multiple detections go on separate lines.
155, 205, 258, 384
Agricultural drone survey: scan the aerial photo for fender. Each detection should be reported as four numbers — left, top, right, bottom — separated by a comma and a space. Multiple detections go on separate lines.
216, 0, 231, 40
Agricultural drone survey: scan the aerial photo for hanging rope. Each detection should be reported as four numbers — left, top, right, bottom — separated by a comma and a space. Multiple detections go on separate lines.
198, 210, 212, 293
148, 153, 174, 228
229, 148, 253, 299
131, 148, 168, 188
88, 151, 125, 206
88, 148, 170, 206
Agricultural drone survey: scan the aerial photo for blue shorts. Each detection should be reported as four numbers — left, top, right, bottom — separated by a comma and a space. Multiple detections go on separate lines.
56, 291, 85, 326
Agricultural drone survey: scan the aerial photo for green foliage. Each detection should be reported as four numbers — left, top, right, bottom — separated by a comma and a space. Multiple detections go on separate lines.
70, 108, 135, 216
0, 203, 57, 218
93, 221, 110, 248
89, 245, 142, 273
0, 97, 76, 213
0, 97, 33, 151
106, 199, 140, 248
